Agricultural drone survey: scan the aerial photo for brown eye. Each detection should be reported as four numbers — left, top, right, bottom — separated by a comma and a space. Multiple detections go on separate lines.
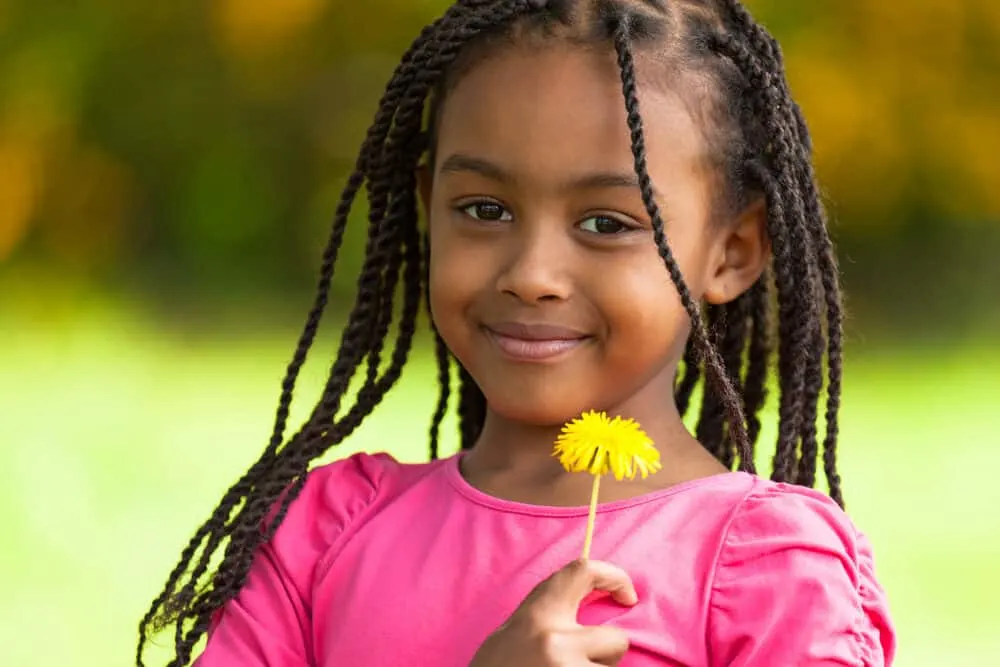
579, 215, 628, 234
462, 201, 512, 222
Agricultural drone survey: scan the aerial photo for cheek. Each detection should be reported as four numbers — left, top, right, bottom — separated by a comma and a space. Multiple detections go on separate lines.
427, 224, 488, 350
655, 220, 717, 299
595, 239, 705, 363
600, 254, 685, 338
428, 233, 462, 325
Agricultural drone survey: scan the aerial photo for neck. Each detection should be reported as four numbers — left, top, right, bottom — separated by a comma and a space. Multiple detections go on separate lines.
463, 372, 705, 486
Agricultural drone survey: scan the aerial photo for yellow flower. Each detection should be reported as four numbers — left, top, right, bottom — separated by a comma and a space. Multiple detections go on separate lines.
554, 410, 661, 481
553, 410, 661, 559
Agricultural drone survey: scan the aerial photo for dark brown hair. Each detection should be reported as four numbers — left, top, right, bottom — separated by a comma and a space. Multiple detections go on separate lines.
137, 1, 844, 664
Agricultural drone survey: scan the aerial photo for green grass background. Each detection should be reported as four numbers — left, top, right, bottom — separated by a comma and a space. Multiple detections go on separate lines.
2, 298, 998, 666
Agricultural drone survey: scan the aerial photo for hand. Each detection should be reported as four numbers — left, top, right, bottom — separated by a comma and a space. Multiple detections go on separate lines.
469, 559, 638, 667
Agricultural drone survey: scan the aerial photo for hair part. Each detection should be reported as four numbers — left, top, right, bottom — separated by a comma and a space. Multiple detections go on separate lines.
137, 1, 844, 664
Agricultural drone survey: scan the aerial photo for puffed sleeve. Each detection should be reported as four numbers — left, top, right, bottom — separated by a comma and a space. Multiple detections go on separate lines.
707, 483, 896, 666
194, 452, 389, 666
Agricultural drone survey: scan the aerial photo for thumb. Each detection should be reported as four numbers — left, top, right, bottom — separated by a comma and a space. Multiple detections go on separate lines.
526, 559, 638, 620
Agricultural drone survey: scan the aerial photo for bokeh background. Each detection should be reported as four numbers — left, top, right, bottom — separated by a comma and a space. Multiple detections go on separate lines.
2, 1, 998, 665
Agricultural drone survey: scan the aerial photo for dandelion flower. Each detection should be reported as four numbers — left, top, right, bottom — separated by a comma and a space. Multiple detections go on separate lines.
554, 411, 661, 480
553, 410, 661, 558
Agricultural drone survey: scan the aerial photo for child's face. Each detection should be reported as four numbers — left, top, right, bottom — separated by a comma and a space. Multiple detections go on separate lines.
423, 43, 754, 426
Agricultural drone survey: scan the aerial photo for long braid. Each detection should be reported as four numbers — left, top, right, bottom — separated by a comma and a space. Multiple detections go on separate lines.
674, 339, 700, 416
172, 10, 544, 651
695, 294, 751, 468
718, 292, 753, 469
139, 2, 543, 664
165, 157, 415, 664
695, 304, 727, 459
742, 276, 770, 446
707, 3, 841, 499
362, 199, 408, 393
172, 164, 432, 663
795, 325, 824, 487
787, 107, 845, 503
608, 0, 841, 496
726, 34, 818, 483
429, 330, 453, 460
138, 172, 368, 665
425, 231, 454, 461
138, 12, 458, 657
458, 366, 487, 449
613, 18, 757, 473
136, 165, 369, 664
200, 0, 530, 620
170, 174, 423, 665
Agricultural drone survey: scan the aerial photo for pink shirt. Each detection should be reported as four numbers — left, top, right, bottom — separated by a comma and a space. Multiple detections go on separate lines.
197, 452, 895, 666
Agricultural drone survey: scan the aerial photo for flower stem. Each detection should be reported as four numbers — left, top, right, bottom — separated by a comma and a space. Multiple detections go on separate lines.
582, 474, 601, 560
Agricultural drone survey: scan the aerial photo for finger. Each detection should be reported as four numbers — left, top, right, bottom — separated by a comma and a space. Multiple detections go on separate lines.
563, 559, 638, 608
528, 559, 638, 618
575, 625, 630, 665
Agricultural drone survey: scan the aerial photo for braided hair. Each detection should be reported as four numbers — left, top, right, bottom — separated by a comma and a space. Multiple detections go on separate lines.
137, 0, 844, 664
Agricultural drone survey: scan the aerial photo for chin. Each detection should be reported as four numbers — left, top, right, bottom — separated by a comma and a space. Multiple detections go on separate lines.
485, 393, 592, 428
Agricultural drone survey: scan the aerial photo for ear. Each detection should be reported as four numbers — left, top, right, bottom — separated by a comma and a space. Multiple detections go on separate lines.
703, 197, 770, 305
416, 163, 433, 217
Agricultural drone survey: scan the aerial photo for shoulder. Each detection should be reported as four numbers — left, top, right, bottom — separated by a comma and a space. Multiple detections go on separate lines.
210, 453, 447, 616
722, 478, 860, 558
276, 450, 448, 541
713, 478, 879, 596
263, 452, 417, 590
274, 450, 454, 540
707, 478, 896, 665
278, 451, 395, 530
298, 451, 396, 512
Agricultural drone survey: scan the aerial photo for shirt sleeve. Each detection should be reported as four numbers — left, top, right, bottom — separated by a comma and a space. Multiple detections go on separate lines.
194, 452, 388, 667
707, 483, 897, 667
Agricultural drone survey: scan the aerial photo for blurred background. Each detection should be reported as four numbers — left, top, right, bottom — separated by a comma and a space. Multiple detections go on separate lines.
1, 1, 998, 665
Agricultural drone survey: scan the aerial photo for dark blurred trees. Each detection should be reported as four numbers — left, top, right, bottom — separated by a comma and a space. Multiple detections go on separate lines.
1, 1, 997, 333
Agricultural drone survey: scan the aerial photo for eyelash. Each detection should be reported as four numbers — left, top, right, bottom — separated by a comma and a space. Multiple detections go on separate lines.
456, 200, 638, 235
459, 200, 512, 223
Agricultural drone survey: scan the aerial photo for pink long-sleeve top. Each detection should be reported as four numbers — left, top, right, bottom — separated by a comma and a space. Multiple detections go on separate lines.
196, 452, 895, 666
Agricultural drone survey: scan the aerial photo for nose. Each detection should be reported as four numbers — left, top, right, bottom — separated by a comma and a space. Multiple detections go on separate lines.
494, 224, 572, 304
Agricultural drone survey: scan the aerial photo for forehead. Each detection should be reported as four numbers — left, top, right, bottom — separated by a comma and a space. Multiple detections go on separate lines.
433, 44, 709, 181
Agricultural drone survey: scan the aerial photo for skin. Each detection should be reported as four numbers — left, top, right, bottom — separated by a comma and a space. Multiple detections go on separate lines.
470, 559, 638, 667
419, 43, 768, 508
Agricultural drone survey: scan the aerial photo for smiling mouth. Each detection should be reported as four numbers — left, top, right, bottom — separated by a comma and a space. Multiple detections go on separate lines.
482, 323, 591, 362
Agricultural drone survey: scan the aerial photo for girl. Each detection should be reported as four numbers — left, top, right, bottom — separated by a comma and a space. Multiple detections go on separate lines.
138, 0, 896, 665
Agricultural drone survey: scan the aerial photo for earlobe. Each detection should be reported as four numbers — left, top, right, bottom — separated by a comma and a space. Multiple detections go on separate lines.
703, 197, 770, 305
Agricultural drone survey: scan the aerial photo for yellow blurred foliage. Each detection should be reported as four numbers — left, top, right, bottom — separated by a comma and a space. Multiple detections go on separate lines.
936, 108, 1000, 220
212, 0, 328, 59
0, 66, 75, 262
41, 142, 135, 270
789, 52, 909, 224
2, 0, 998, 276
0, 43, 134, 267
780, 0, 1000, 221
0, 138, 42, 262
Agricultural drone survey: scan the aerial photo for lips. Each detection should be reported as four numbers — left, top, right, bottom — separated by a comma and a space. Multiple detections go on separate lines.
483, 322, 591, 361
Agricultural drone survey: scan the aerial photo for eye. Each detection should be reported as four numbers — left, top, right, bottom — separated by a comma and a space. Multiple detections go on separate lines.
579, 215, 631, 235
461, 201, 513, 222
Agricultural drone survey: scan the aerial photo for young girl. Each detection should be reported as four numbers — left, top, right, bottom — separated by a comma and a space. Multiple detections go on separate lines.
138, 1, 896, 665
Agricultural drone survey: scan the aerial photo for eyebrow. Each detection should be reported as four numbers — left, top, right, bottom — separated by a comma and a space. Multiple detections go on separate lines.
437, 152, 658, 198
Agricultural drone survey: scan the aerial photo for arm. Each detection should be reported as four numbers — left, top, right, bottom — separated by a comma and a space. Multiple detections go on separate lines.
194, 453, 387, 666
707, 485, 896, 667
195, 537, 313, 666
